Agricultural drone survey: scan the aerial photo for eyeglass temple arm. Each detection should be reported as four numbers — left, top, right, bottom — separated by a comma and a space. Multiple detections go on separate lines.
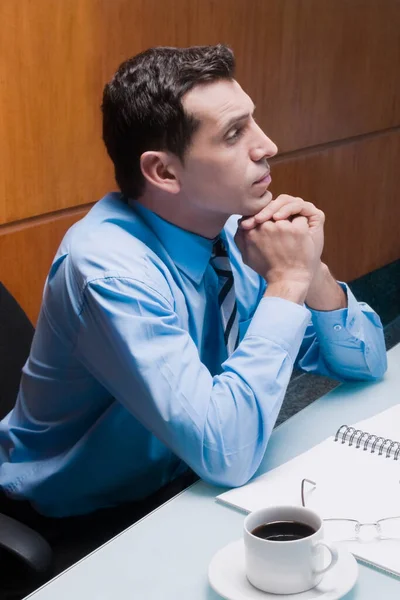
301, 478, 316, 507
301, 478, 400, 508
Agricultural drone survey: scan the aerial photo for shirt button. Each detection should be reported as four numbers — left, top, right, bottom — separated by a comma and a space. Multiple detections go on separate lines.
365, 345, 370, 354
333, 324, 342, 331
349, 318, 355, 327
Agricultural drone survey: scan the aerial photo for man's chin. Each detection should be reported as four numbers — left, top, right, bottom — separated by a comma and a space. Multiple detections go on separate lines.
243, 191, 273, 217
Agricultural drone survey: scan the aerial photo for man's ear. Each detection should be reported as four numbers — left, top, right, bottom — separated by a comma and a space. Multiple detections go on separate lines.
140, 151, 181, 194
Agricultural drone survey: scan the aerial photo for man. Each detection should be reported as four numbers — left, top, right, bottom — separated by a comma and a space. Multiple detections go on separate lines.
0, 44, 387, 519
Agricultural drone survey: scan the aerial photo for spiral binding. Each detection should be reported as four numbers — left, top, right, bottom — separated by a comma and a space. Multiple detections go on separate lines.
334, 425, 400, 460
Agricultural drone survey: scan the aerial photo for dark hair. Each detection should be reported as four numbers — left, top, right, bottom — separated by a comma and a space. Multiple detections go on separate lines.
101, 44, 235, 199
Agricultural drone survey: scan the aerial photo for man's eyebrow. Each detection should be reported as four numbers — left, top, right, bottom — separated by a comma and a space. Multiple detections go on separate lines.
220, 104, 256, 133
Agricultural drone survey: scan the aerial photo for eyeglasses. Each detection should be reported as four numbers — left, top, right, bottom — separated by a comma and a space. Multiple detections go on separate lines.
301, 478, 400, 542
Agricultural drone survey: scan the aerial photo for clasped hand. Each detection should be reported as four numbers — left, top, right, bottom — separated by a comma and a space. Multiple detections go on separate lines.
234, 193, 325, 286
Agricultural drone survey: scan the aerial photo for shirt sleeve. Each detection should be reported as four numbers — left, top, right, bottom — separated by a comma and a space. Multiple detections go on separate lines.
75, 276, 311, 489
295, 282, 387, 380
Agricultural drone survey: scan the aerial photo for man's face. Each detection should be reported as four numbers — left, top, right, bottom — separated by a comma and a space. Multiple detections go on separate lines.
177, 79, 278, 222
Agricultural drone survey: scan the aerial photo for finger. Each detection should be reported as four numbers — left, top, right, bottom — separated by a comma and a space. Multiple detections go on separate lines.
296, 201, 324, 219
272, 199, 305, 220
252, 194, 301, 224
307, 207, 325, 226
241, 196, 322, 228
291, 215, 309, 232
239, 216, 257, 230
241, 207, 273, 230
275, 207, 325, 235
240, 192, 274, 229
276, 201, 323, 220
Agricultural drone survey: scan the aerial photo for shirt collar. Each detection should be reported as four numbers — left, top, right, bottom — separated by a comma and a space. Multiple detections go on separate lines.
130, 200, 215, 284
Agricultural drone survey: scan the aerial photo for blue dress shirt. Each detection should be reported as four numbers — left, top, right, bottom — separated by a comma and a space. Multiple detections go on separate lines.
0, 193, 387, 516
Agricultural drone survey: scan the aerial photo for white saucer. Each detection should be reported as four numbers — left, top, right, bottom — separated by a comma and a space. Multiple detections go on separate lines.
208, 540, 358, 600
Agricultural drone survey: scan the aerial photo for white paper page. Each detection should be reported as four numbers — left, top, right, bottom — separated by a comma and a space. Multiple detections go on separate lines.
217, 404, 400, 575
218, 437, 400, 519
347, 404, 400, 442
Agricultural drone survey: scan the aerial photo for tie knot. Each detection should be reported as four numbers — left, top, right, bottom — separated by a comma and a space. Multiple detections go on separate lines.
210, 237, 232, 280
211, 237, 228, 259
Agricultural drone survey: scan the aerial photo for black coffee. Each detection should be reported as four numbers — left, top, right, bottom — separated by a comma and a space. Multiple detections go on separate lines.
251, 520, 316, 542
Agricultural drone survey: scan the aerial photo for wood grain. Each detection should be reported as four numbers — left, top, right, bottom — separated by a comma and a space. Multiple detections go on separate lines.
0, 0, 399, 320
2, 129, 399, 325
270, 130, 400, 281
0, 0, 115, 226
100, 0, 400, 151
0, 207, 89, 324
0, 0, 399, 224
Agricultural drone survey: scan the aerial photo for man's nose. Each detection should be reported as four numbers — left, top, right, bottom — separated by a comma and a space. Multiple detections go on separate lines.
250, 126, 278, 162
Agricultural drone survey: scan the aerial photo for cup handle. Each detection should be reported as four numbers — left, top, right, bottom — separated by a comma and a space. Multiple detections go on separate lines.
312, 541, 339, 575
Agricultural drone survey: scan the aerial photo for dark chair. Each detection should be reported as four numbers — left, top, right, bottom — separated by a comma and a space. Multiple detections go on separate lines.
0, 282, 53, 580
0, 282, 34, 417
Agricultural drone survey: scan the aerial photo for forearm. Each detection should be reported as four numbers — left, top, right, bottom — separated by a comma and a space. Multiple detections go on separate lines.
305, 262, 347, 311
199, 297, 311, 487
264, 280, 310, 306
298, 281, 387, 381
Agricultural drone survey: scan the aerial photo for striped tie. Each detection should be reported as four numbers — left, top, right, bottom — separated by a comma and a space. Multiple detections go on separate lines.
210, 237, 239, 356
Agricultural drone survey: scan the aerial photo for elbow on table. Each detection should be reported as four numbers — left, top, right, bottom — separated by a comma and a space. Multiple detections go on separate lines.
363, 346, 388, 381
332, 346, 388, 383
201, 469, 253, 489
194, 419, 269, 489
196, 452, 260, 490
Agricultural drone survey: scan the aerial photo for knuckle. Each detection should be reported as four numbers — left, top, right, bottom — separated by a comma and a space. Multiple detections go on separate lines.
276, 219, 290, 230
293, 217, 308, 231
275, 194, 292, 206
259, 220, 272, 232
304, 201, 318, 214
295, 200, 305, 210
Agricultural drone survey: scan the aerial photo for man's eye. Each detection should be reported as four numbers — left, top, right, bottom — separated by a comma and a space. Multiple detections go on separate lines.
226, 127, 244, 143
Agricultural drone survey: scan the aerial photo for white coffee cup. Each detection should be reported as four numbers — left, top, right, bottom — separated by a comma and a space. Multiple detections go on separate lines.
243, 505, 339, 594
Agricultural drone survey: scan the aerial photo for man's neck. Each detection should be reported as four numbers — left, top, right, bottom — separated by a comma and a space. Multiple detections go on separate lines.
136, 192, 227, 240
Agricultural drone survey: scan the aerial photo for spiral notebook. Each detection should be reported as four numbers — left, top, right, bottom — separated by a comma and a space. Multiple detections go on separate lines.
217, 404, 400, 577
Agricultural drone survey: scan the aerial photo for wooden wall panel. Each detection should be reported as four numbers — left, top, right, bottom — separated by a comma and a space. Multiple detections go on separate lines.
270, 130, 400, 282
0, 208, 89, 324
101, 0, 400, 151
0, 0, 115, 226
1, 0, 399, 224
2, 130, 399, 325
0, 0, 399, 321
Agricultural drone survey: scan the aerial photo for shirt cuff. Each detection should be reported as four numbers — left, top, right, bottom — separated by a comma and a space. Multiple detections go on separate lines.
245, 296, 311, 364
308, 282, 365, 343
